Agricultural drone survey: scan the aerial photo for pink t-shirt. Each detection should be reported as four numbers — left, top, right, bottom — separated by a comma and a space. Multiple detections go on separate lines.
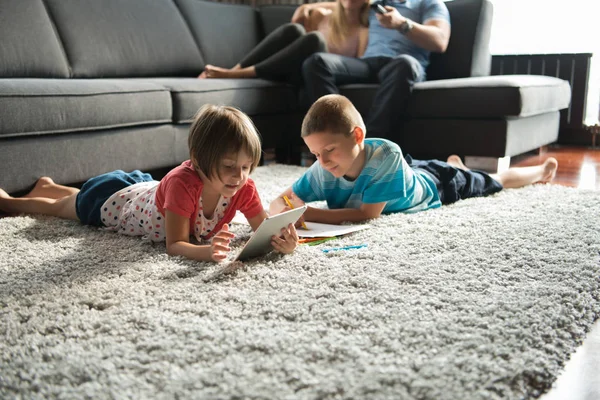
100, 160, 263, 242
316, 17, 361, 57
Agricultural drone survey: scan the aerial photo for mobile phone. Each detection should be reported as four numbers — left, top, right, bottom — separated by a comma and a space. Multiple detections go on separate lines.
369, 1, 387, 14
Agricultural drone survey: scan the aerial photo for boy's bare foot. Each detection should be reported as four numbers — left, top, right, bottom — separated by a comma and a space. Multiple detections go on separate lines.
23, 177, 55, 198
540, 157, 558, 183
446, 155, 469, 170
198, 70, 208, 79
203, 65, 256, 79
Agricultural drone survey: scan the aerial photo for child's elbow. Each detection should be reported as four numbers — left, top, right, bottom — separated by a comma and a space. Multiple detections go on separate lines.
166, 242, 180, 256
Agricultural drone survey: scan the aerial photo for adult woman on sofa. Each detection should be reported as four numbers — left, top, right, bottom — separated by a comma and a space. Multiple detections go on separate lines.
199, 0, 369, 82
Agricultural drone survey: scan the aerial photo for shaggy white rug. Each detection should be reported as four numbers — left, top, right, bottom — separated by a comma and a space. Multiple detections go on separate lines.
1, 164, 599, 399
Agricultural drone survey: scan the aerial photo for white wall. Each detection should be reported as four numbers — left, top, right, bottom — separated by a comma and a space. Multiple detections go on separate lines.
488, 0, 599, 124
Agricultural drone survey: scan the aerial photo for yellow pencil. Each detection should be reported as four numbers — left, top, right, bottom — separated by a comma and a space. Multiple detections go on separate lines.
283, 195, 308, 230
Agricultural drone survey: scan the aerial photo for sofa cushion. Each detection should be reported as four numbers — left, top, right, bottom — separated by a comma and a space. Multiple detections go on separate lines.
340, 75, 571, 120
44, 0, 203, 78
0, 0, 70, 78
427, 0, 493, 80
176, 0, 262, 68
408, 75, 572, 118
141, 78, 298, 123
0, 79, 172, 137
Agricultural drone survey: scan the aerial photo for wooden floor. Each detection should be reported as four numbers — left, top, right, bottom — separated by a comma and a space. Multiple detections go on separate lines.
510, 144, 600, 190
512, 145, 600, 399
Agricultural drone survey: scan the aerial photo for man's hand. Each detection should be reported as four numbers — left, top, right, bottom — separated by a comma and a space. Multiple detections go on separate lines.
209, 224, 235, 262
271, 223, 299, 254
376, 6, 406, 30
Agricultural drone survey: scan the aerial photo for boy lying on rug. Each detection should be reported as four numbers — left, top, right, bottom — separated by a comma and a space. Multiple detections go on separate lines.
269, 94, 558, 224
0, 105, 299, 262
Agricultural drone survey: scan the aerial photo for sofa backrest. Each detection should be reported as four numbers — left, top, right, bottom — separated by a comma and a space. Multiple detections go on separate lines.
258, 5, 297, 36
426, 0, 493, 81
43, 0, 204, 78
0, 0, 70, 78
176, 0, 263, 69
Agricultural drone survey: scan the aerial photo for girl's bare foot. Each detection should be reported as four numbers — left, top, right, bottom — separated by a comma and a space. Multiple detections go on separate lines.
203, 65, 256, 79
540, 157, 558, 183
446, 155, 469, 170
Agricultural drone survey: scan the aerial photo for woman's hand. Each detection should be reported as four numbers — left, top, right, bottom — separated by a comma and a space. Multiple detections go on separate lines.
210, 224, 235, 262
271, 223, 299, 254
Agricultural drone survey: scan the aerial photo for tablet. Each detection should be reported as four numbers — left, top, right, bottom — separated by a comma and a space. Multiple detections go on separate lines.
235, 205, 307, 262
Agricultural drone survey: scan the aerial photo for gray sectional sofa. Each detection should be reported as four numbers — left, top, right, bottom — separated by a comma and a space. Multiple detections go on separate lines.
0, 0, 571, 195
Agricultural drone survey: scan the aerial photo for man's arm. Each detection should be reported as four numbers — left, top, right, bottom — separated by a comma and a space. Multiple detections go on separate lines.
378, 7, 450, 53
304, 201, 386, 225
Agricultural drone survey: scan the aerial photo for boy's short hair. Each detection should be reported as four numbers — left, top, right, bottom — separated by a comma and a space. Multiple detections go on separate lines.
301, 94, 366, 138
188, 104, 262, 180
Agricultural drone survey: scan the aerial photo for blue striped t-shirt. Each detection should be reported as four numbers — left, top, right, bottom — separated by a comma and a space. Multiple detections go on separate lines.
292, 138, 441, 214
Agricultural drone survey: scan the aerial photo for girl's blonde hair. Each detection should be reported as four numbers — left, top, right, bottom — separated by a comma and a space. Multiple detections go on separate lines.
328, 0, 369, 50
188, 104, 262, 180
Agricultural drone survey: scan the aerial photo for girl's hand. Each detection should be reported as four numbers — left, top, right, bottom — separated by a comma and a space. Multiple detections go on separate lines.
271, 223, 299, 255
210, 224, 235, 262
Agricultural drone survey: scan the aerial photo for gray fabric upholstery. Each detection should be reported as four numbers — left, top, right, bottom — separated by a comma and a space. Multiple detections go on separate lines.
341, 75, 571, 120
259, 5, 297, 36
140, 78, 298, 122
44, 0, 203, 78
402, 112, 560, 158
0, 0, 70, 78
0, 0, 573, 194
0, 125, 178, 194
408, 75, 572, 118
176, 0, 262, 68
427, 0, 493, 80
0, 80, 172, 137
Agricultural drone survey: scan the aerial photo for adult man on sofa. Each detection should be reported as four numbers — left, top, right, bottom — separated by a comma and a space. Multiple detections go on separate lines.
300, 0, 451, 140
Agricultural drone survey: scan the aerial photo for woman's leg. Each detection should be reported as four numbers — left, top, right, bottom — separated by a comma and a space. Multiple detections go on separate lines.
491, 157, 558, 188
254, 31, 327, 82
201, 23, 306, 79
0, 189, 79, 220
23, 177, 79, 199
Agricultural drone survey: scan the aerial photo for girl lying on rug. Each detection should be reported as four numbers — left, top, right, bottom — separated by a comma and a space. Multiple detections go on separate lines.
269, 94, 559, 225
0, 105, 299, 262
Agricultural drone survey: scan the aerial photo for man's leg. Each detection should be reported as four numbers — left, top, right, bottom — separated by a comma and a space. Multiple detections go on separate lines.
302, 53, 373, 105
366, 55, 424, 139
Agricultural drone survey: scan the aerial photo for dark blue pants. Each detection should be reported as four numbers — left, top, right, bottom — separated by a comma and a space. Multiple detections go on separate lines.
75, 170, 154, 226
301, 53, 425, 139
406, 155, 503, 204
